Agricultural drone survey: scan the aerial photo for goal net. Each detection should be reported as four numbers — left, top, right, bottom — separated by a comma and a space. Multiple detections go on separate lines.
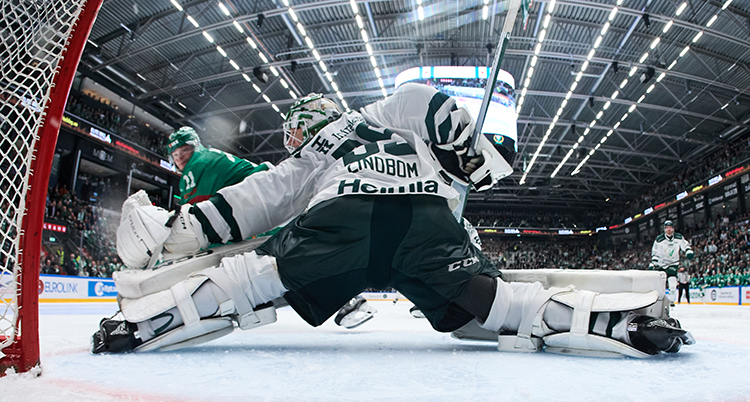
0, 0, 102, 375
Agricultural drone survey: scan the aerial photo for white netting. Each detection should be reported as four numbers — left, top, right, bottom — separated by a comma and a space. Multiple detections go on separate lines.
0, 0, 88, 352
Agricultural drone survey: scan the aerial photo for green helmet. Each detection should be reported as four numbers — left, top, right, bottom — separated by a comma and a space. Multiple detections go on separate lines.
283, 93, 341, 153
167, 126, 203, 156
663, 220, 674, 230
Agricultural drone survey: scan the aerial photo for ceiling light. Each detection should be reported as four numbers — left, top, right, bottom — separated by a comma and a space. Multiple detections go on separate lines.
608, 7, 618, 21
676, 2, 687, 15
216, 46, 227, 57
706, 15, 718, 27
170, 0, 183, 12
663, 20, 673, 33
218, 2, 230, 16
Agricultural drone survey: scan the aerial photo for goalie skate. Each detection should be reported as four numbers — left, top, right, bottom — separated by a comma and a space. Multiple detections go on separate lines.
334, 295, 377, 329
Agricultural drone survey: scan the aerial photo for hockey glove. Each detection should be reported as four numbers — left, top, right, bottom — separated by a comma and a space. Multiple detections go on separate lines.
686, 250, 695, 260
429, 109, 513, 191
117, 202, 207, 269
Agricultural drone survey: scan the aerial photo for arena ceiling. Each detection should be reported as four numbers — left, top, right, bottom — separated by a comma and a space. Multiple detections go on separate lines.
80, 0, 750, 209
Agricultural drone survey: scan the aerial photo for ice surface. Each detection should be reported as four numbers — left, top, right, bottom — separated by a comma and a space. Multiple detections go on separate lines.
3, 301, 750, 402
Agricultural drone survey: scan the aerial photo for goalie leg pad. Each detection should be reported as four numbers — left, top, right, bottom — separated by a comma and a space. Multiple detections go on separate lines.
135, 317, 235, 352
114, 239, 267, 299
195, 251, 287, 330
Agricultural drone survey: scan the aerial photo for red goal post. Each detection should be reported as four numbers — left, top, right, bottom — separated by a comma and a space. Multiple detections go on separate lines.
0, 0, 103, 375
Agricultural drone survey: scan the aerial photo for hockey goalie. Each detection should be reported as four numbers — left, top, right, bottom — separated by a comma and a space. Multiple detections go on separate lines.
94, 83, 693, 358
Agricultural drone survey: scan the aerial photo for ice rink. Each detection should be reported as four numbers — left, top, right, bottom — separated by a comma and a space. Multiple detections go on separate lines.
3, 300, 750, 402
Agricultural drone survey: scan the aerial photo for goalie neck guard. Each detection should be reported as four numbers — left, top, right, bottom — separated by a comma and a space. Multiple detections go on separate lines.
283, 94, 341, 153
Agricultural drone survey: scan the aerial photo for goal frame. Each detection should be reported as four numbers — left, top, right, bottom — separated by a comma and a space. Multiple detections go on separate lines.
0, 0, 103, 375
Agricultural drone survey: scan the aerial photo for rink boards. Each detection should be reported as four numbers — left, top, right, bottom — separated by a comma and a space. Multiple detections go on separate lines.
2, 273, 749, 305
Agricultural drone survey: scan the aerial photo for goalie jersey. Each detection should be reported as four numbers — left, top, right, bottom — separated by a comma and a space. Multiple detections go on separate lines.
191, 84, 466, 244
651, 233, 692, 270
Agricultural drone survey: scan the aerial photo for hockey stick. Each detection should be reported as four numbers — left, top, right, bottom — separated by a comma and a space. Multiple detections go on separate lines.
451, 0, 522, 222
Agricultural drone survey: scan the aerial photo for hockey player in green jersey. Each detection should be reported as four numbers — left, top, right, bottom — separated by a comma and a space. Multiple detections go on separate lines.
168, 126, 272, 205
650, 220, 694, 306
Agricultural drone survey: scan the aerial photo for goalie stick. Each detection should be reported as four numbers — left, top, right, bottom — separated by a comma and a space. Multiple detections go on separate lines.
451, 0, 522, 221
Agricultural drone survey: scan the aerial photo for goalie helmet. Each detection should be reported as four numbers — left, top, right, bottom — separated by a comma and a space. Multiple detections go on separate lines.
283, 94, 341, 153
167, 126, 204, 169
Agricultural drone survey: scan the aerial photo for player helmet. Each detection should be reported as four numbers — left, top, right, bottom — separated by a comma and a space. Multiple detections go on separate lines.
283, 93, 341, 153
663, 220, 674, 230
168, 126, 203, 155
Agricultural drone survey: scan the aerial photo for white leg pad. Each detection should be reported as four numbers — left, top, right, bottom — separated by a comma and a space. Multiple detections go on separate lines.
500, 269, 669, 319
114, 239, 267, 299
119, 277, 208, 323
135, 317, 235, 352
193, 251, 287, 330
541, 288, 655, 358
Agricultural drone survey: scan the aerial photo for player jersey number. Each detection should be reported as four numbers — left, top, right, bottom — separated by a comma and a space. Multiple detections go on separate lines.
183, 171, 196, 190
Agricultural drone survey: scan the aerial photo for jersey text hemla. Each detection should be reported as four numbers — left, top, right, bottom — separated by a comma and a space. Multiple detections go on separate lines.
337, 179, 438, 195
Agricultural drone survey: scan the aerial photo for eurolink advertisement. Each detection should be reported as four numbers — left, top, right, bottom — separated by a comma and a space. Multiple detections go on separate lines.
38, 274, 118, 302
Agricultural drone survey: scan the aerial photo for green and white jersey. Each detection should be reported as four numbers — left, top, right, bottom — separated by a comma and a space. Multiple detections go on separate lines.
651, 232, 692, 272
191, 83, 469, 244
179, 147, 270, 205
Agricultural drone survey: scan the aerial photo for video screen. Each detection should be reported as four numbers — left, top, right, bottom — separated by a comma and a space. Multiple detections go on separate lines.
394, 66, 518, 151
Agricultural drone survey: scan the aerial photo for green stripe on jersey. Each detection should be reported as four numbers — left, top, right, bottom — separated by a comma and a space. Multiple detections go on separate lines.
332, 139, 363, 160
424, 92, 451, 143
210, 194, 243, 242
190, 205, 222, 245
355, 123, 392, 142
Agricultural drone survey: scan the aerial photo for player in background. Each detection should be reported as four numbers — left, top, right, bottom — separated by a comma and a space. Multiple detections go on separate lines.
168, 126, 271, 206
676, 267, 690, 304
98, 84, 693, 358
650, 220, 694, 307
168, 126, 376, 328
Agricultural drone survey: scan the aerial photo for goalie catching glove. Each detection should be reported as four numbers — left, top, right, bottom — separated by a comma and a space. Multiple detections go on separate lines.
117, 190, 208, 269
429, 107, 513, 191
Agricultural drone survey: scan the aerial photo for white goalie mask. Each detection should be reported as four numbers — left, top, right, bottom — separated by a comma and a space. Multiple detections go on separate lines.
283, 94, 341, 153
